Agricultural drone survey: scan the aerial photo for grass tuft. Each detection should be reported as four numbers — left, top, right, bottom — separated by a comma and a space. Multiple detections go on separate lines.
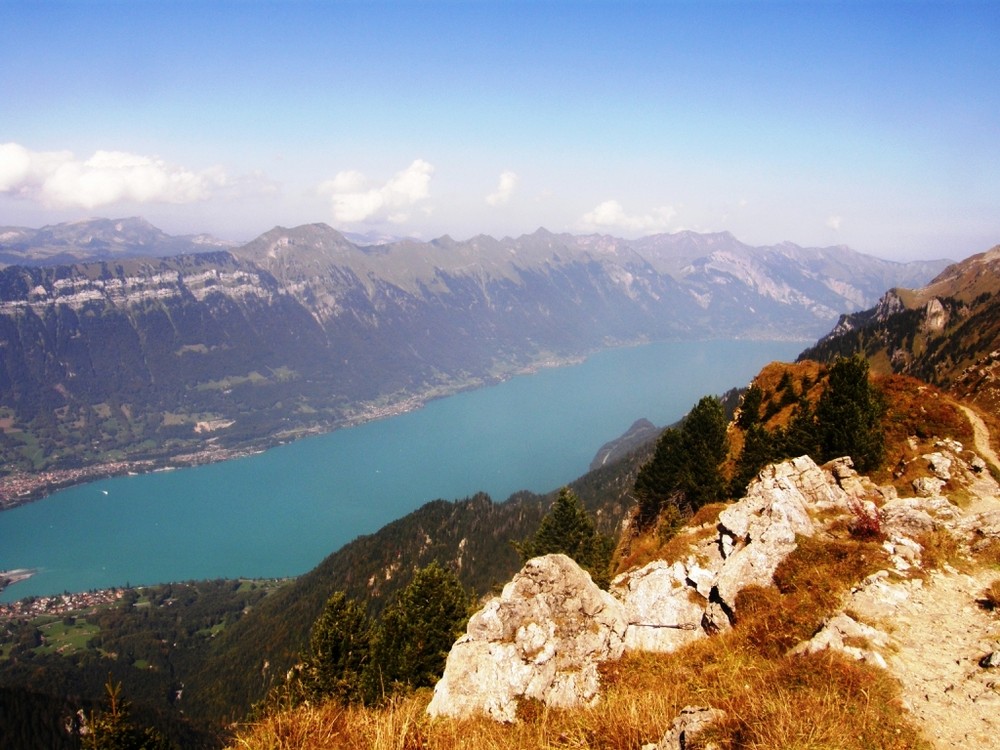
977, 578, 1000, 612
915, 528, 966, 573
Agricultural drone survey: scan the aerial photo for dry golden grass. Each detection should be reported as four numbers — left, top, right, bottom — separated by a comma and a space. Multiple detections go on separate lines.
876, 375, 974, 486
612, 526, 664, 574
753, 360, 827, 432
228, 528, 926, 750
914, 528, 968, 574
734, 534, 890, 659
975, 537, 1000, 568
613, 503, 727, 574
229, 645, 927, 750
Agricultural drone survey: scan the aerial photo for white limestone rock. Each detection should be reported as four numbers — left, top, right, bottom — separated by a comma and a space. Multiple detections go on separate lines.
792, 612, 889, 668
427, 554, 627, 722
650, 705, 728, 750
610, 560, 706, 653
713, 456, 822, 609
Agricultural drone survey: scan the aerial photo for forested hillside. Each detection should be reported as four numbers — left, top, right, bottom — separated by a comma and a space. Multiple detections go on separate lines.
0, 579, 284, 749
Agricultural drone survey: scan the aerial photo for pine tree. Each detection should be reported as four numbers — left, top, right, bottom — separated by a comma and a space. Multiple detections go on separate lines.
634, 427, 685, 525
781, 395, 820, 459
300, 592, 370, 704
736, 383, 764, 429
730, 422, 777, 496
363, 562, 468, 703
633, 395, 730, 524
678, 395, 729, 508
815, 356, 886, 472
514, 487, 614, 587
82, 677, 166, 750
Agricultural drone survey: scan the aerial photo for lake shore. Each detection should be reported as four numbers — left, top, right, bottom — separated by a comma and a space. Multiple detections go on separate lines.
0, 340, 806, 603
0, 353, 588, 512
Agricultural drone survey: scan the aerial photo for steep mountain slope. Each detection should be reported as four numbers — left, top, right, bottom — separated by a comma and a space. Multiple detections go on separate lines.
800, 244, 1000, 414
634, 231, 945, 317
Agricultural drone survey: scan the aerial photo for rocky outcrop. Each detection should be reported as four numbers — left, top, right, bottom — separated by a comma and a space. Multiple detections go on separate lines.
791, 612, 889, 667
426, 554, 626, 722
429, 437, 1000, 734
713, 456, 826, 610
921, 297, 949, 333
790, 439, 1000, 749
610, 560, 707, 653
430, 455, 882, 720
611, 455, 874, 653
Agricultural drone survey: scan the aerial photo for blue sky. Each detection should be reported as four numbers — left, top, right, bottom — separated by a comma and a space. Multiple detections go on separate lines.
1, 1, 998, 260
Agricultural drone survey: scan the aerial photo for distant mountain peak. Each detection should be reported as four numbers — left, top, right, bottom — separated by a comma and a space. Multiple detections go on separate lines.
0, 216, 233, 266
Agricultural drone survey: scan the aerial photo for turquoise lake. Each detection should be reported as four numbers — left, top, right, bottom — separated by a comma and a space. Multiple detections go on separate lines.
0, 339, 805, 601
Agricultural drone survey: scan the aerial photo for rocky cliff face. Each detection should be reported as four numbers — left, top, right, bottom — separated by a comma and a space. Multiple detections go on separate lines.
0, 252, 327, 422
426, 554, 626, 722
428, 454, 871, 721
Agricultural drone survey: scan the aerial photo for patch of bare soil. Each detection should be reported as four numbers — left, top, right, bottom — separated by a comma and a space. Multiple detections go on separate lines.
863, 567, 1000, 748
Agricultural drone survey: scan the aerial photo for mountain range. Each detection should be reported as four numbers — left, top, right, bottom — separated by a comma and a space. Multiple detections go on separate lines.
0, 218, 949, 500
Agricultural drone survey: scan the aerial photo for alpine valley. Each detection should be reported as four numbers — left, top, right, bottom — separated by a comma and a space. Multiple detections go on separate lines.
0, 218, 948, 505
2, 237, 999, 750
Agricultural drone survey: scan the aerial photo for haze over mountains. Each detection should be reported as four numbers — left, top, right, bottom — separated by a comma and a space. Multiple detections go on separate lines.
0, 217, 235, 266
0, 218, 949, 498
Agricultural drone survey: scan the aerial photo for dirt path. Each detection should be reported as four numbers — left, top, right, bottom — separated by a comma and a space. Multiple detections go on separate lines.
848, 543, 1000, 748
879, 569, 1000, 748
961, 404, 1000, 469
844, 411, 1000, 748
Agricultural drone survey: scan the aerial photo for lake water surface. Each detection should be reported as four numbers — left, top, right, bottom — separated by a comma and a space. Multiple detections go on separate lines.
0, 339, 804, 601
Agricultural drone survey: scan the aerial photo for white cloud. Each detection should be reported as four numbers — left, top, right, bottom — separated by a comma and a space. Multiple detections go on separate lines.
318, 159, 434, 225
580, 199, 677, 234
486, 170, 518, 206
0, 143, 36, 192
0, 142, 229, 208
826, 215, 843, 230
